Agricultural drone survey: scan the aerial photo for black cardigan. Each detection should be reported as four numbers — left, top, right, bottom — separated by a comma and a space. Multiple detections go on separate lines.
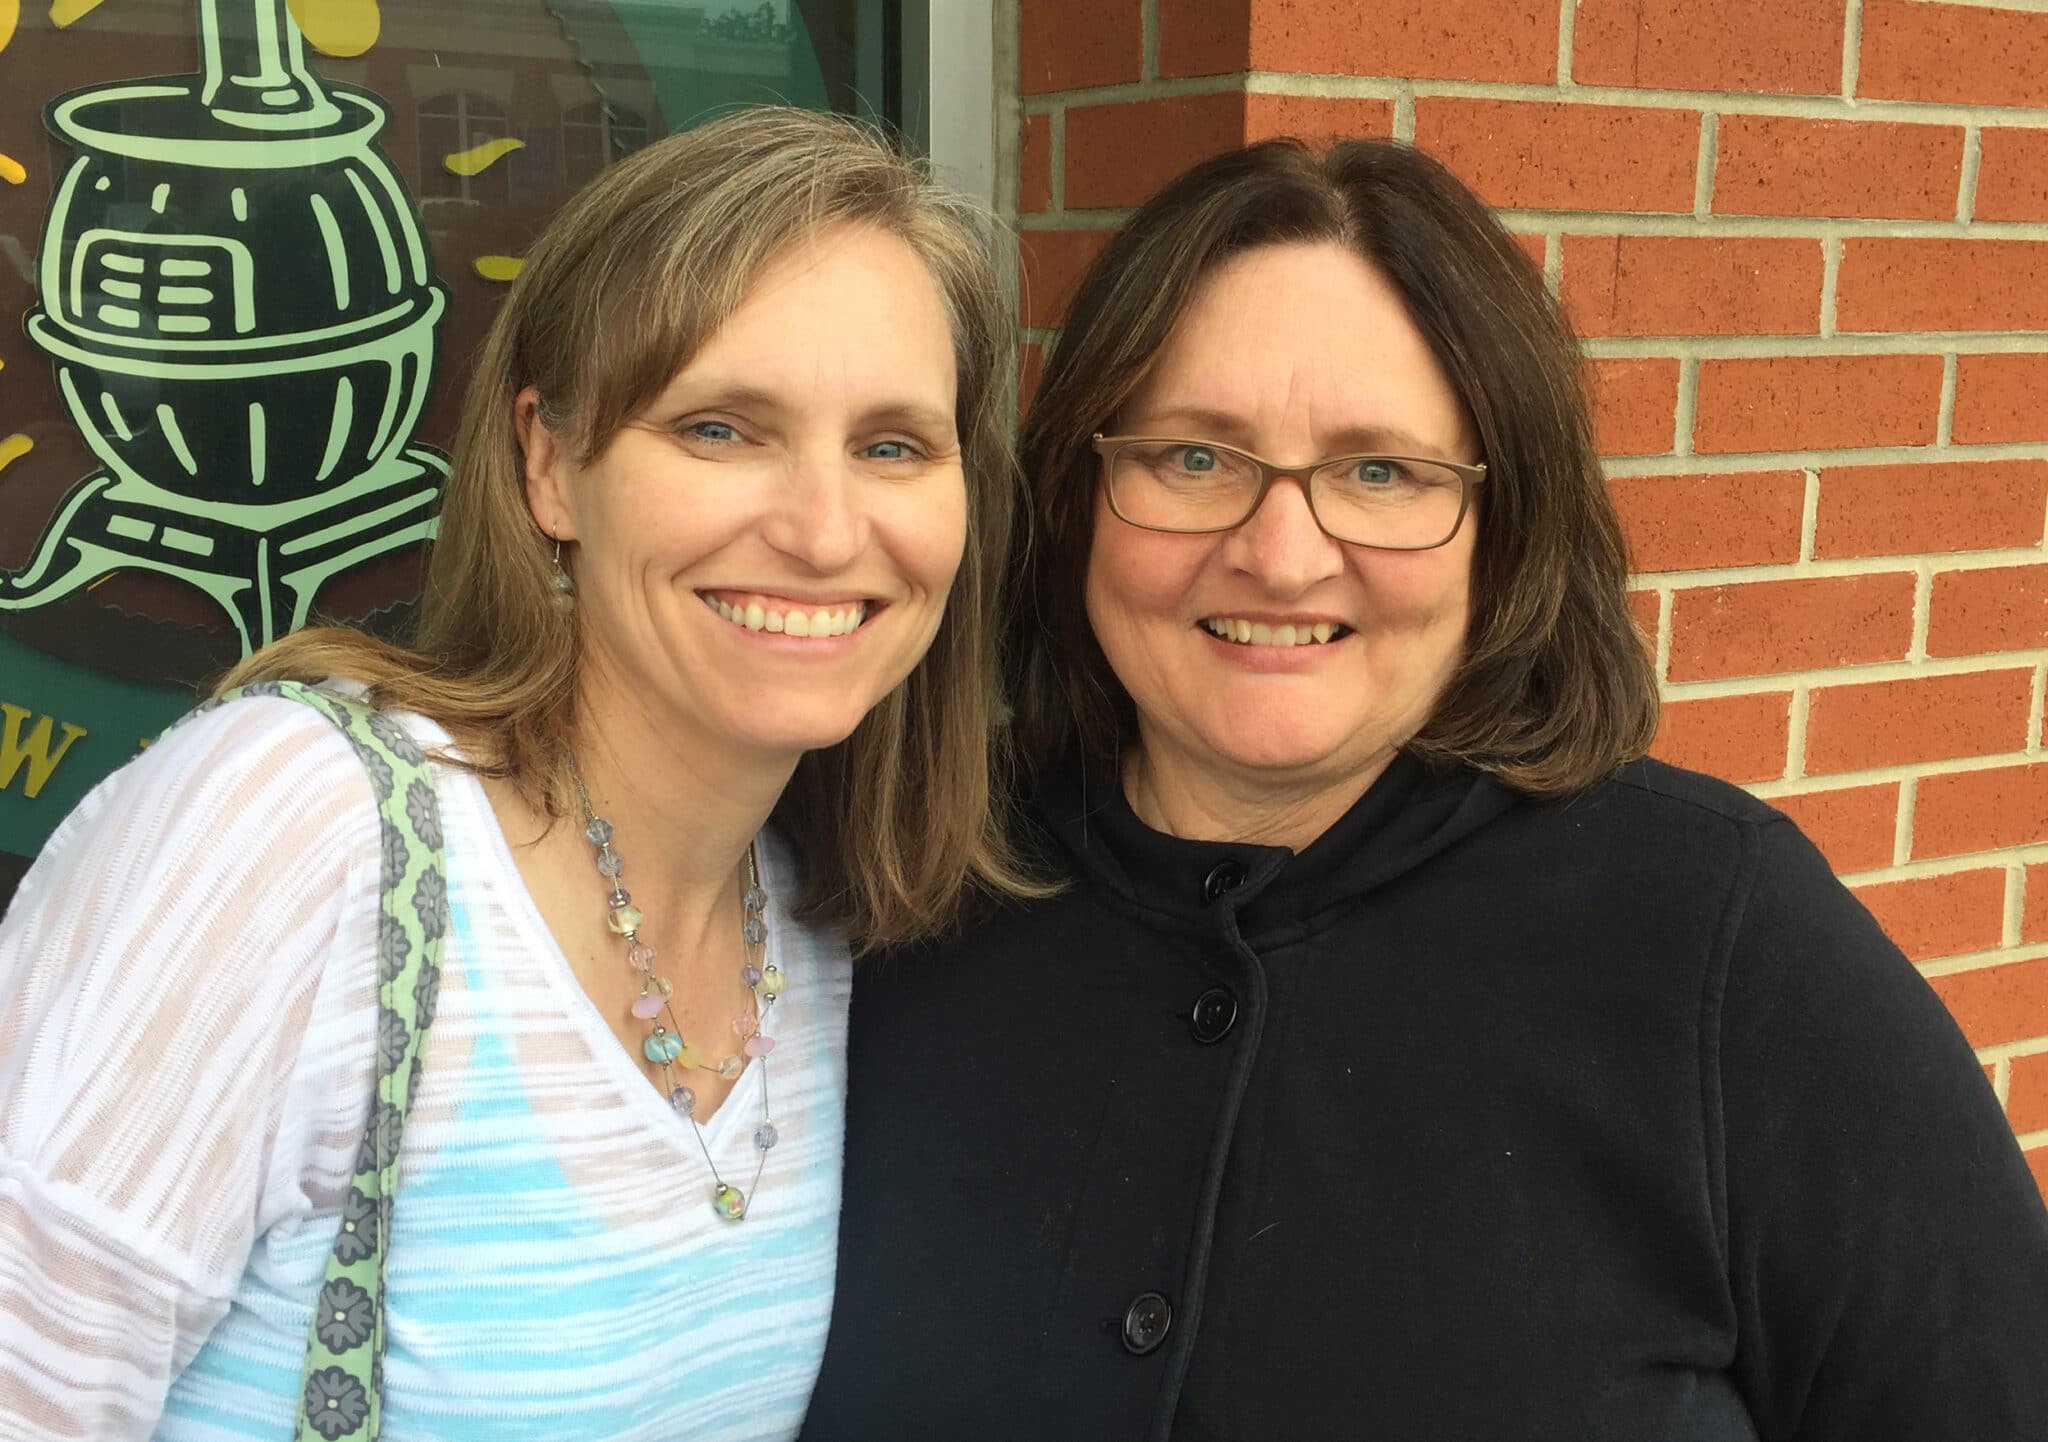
801, 755, 2048, 1440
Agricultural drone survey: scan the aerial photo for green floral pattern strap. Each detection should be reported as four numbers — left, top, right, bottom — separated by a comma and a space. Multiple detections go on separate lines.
175, 681, 447, 1442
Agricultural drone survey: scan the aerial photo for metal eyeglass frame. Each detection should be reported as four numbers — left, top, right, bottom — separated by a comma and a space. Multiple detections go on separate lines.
1090, 433, 1488, 551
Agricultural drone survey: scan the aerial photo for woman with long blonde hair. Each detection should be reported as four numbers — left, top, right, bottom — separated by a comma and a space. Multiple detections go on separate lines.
0, 107, 1032, 1441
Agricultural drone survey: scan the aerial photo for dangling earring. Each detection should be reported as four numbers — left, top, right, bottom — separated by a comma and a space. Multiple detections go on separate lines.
550, 534, 575, 596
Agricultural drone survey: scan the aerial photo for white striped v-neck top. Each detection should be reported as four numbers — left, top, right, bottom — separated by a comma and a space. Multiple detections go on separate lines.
0, 695, 851, 1440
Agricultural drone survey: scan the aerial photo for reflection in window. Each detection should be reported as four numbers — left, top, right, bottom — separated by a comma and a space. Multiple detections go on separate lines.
562, 100, 649, 188
417, 91, 511, 205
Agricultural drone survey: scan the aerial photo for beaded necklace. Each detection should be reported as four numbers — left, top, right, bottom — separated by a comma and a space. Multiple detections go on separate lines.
568, 753, 784, 1221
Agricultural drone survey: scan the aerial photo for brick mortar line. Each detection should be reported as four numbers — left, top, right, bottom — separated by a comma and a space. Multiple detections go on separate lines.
1819, 236, 1841, 339
1541, 233, 1562, 295
1693, 113, 1717, 220
2032, 663, 2048, 749
1995, 1056, 2014, 1109
1843, 0, 1865, 101
1672, 357, 1698, 456
1582, 336, 2048, 360
1654, 589, 1674, 680
1786, 685, 1811, 780
1140, 0, 1158, 83
1393, 88, 1416, 143
1662, 653, 2047, 699
1910, 563, 1935, 661
1937, 354, 1960, 447
1556, 0, 1577, 87
1748, 747, 2048, 795
2009, 865, 2029, 949
1021, 74, 1243, 112
1895, 775, 1919, 867
1628, 546, 2048, 585
1799, 468, 1821, 563
1916, 943, 2048, 980
1977, 1035, 2048, 1064
2020, 1126, 2048, 1149
1030, 210, 2048, 241
1604, 442, 2048, 475
1960, 125, 1984, 223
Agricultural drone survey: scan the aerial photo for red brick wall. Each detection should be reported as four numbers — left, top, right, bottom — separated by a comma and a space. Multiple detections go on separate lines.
1009, 0, 2048, 1191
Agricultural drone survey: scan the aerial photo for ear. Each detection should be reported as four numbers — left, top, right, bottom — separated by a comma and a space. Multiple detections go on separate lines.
513, 385, 576, 541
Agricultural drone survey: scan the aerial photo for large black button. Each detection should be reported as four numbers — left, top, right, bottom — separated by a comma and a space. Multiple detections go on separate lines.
1121, 1292, 1173, 1356
1200, 860, 1246, 903
1189, 986, 1238, 1044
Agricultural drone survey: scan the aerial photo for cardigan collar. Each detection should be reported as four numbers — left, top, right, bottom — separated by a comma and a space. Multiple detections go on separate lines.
1034, 750, 1518, 937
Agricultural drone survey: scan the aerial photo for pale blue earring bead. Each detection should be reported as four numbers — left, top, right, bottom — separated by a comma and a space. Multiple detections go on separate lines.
550, 534, 575, 596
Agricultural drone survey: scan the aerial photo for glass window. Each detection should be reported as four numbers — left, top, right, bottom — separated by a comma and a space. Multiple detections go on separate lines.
0, 0, 977, 901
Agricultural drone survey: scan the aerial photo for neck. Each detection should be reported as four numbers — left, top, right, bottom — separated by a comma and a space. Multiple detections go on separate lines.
1121, 732, 1393, 853
565, 677, 797, 938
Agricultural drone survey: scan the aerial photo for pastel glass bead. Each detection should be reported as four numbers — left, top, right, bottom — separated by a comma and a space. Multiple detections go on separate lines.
757, 965, 786, 998
744, 1034, 776, 1058
650, 975, 673, 998
670, 1085, 696, 1117
742, 965, 763, 988
607, 903, 644, 935
584, 818, 613, 846
717, 1054, 744, 1080
742, 918, 767, 946
675, 1040, 704, 1069
732, 1013, 758, 1039
628, 942, 656, 971
713, 1184, 748, 1221
744, 885, 768, 913
753, 1121, 779, 1151
596, 849, 624, 877
630, 994, 664, 1021
643, 1030, 683, 1064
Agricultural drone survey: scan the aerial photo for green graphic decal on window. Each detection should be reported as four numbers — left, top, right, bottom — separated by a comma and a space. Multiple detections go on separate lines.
0, 0, 915, 899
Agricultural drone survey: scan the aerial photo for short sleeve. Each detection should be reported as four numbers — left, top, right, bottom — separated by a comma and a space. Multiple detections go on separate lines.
1721, 817, 2048, 1441
0, 697, 382, 1440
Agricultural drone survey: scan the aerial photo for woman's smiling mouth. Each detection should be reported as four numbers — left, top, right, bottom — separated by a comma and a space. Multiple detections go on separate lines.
699, 591, 874, 638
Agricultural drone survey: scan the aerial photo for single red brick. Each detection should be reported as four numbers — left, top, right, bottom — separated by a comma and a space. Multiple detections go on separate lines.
1018, 229, 1111, 329
1588, 357, 1679, 457
1019, 342, 1046, 419
1693, 355, 1943, 454
1668, 574, 1916, 682
1927, 956, 2048, 1050
1805, 670, 2035, 775
1713, 114, 1963, 220
1608, 470, 1805, 573
1859, 0, 2048, 110
1651, 691, 1790, 783
1561, 236, 1822, 338
1914, 764, 2048, 858
1954, 354, 2048, 445
2010, 1051, 2048, 1133
1973, 129, 2048, 222
1412, 99, 1699, 213
1574, 0, 1845, 95
1815, 461, 2048, 559
1065, 92, 1247, 210
1020, 0, 1143, 94
1246, 0, 1557, 83
1838, 239, 2048, 332
1242, 94, 1395, 151
1510, 231, 1548, 273
2029, 864, 2048, 945
1770, 783, 1901, 874
1854, 869, 2008, 962
1158, 0, 1252, 78
1927, 565, 2048, 658
1628, 588, 1662, 644
1020, 114, 1052, 213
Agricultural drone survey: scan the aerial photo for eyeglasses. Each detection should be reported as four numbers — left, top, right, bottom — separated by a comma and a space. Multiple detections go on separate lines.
1091, 434, 1486, 551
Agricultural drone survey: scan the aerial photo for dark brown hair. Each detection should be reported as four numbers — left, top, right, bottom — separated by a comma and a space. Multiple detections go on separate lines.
1012, 138, 1659, 797
225, 107, 1047, 947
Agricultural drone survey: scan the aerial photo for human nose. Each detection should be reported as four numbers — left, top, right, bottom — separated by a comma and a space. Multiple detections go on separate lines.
1223, 473, 1345, 594
761, 447, 866, 574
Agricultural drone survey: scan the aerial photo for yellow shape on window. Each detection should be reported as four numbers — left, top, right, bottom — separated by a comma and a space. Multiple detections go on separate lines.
0, 433, 33, 474
473, 255, 526, 283
445, 137, 525, 177
286, 0, 379, 58
49, 0, 107, 29
0, 153, 24, 186
1, 0, 18, 54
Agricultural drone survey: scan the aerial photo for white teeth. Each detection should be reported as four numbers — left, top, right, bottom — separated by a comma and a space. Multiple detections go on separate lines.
1202, 616, 1344, 647
702, 595, 867, 639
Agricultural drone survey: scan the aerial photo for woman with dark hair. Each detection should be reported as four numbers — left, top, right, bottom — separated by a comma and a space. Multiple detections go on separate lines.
804, 139, 2048, 1439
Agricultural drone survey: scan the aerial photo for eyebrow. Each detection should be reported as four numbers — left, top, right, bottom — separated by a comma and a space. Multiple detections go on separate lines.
658, 384, 957, 440
1129, 406, 1449, 457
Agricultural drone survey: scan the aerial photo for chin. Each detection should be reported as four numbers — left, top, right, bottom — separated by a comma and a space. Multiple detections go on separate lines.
1195, 724, 1365, 778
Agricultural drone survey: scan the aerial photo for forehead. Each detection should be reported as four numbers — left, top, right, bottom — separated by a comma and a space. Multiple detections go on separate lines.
1125, 241, 1474, 456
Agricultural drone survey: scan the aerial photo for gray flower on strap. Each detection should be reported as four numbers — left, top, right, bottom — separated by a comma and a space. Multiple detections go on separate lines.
403, 776, 443, 850
303, 1366, 371, 1438
378, 822, 409, 885
314, 1277, 376, 1352
357, 746, 395, 803
354, 1100, 406, 1176
376, 1010, 412, 1077
412, 866, 447, 941
376, 914, 410, 984
367, 711, 426, 766
332, 1187, 379, 1265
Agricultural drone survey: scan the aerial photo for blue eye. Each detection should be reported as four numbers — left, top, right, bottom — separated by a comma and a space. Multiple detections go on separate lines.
864, 440, 917, 461
1177, 447, 1218, 473
686, 420, 740, 443
1355, 459, 1398, 485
